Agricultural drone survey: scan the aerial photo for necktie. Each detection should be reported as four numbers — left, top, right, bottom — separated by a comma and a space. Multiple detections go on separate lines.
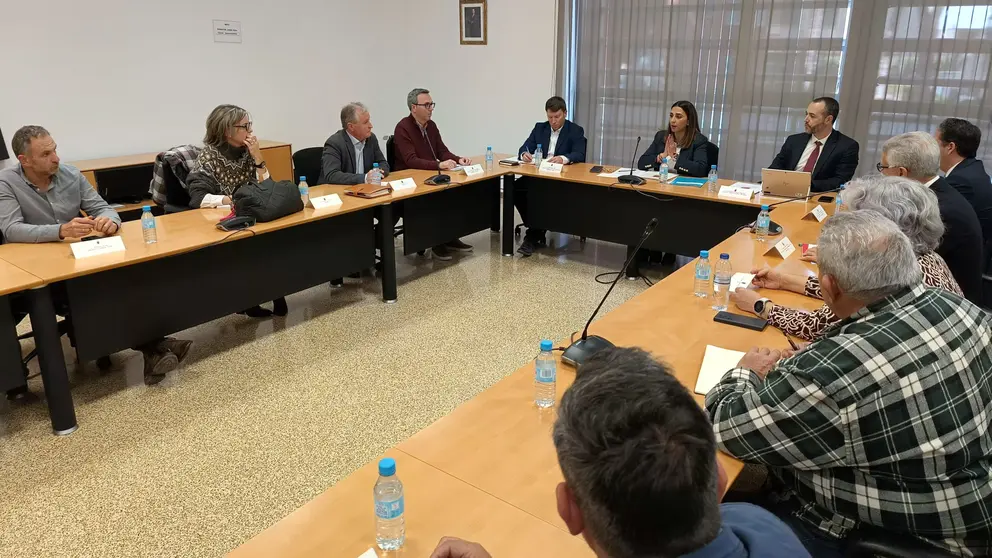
803, 141, 822, 173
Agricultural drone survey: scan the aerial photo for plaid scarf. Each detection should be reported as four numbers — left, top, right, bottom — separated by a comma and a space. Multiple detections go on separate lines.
190, 142, 256, 197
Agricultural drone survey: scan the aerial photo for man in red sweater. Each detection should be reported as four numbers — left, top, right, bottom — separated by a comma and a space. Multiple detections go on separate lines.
393, 88, 474, 260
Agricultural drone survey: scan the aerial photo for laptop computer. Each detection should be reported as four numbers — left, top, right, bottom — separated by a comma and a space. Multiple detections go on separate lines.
761, 168, 811, 198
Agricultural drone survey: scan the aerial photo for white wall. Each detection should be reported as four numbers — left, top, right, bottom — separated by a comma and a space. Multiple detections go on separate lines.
0, 0, 557, 162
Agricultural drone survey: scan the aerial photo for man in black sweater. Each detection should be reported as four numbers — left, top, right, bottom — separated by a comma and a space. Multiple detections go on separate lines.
880, 131, 983, 303
936, 118, 992, 267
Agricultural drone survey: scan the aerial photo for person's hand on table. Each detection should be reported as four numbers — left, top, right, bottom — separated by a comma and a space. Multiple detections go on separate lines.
59, 217, 95, 239
244, 134, 263, 165
458, 157, 472, 166
750, 265, 787, 290
737, 347, 782, 379
430, 537, 493, 558
365, 168, 384, 184
800, 245, 818, 262
547, 155, 565, 164
520, 152, 533, 163
730, 287, 762, 315
91, 216, 119, 235
439, 160, 457, 171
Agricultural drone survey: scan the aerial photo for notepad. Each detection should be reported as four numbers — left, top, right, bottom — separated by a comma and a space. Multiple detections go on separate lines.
694, 345, 746, 395
672, 177, 708, 187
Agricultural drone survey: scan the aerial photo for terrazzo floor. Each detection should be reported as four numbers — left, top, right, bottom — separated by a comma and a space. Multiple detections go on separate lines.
0, 222, 670, 557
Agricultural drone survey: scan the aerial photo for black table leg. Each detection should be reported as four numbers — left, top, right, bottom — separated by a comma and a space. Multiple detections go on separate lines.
502, 174, 515, 256
27, 285, 77, 435
378, 204, 397, 303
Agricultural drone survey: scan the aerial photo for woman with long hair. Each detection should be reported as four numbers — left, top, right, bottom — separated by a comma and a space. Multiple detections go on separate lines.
637, 100, 711, 177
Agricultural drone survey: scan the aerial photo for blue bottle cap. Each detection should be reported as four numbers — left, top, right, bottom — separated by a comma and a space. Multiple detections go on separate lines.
761, 204, 769, 210
379, 457, 396, 476
700, 250, 709, 258
300, 176, 306, 181
373, 163, 379, 168
537, 144, 542, 148
487, 146, 492, 150
719, 253, 730, 260
710, 164, 717, 169
142, 205, 151, 211
540, 339, 553, 351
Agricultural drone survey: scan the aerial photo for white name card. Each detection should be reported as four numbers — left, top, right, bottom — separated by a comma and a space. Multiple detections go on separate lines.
538, 160, 564, 174
71, 236, 126, 259
764, 236, 796, 259
463, 164, 485, 176
717, 185, 754, 201
308, 193, 343, 210
389, 177, 417, 191
803, 204, 828, 222
730, 272, 756, 292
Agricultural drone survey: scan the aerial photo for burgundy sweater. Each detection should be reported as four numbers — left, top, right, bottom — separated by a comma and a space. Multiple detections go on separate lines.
392, 115, 462, 171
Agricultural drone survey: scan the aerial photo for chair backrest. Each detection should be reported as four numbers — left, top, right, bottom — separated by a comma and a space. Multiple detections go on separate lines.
293, 147, 322, 185
163, 163, 191, 210
707, 142, 720, 168
385, 135, 396, 170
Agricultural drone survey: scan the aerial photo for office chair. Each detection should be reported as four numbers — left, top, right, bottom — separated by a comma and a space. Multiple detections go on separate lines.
163, 163, 191, 214
385, 135, 396, 170
845, 525, 957, 558
292, 147, 322, 186
707, 141, 720, 168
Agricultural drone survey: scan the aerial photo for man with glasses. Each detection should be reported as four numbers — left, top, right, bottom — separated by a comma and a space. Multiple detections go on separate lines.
393, 88, 474, 261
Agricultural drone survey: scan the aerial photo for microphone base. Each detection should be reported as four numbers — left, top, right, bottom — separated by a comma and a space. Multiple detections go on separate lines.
617, 175, 646, 185
561, 335, 616, 368
425, 174, 451, 185
750, 220, 783, 236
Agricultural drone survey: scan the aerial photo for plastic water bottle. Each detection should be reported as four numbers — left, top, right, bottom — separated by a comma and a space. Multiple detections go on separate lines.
371, 164, 382, 186
712, 253, 732, 311
141, 206, 157, 244
835, 183, 845, 212
660, 157, 669, 183
486, 146, 494, 172
707, 165, 719, 193
298, 176, 310, 205
535, 339, 556, 408
374, 457, 405, 550
534, 144, 544, 167
693, 250, 711, 298
755, 204, 771, 241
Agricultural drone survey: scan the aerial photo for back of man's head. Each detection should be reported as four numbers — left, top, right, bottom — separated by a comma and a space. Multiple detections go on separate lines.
554, 347, 721, 558
938, 118, 982, 159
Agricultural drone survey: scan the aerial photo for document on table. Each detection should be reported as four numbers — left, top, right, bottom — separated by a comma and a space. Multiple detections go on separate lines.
729, 181, 762, 192
694, 345, 746, 395
598, 168, 659, 179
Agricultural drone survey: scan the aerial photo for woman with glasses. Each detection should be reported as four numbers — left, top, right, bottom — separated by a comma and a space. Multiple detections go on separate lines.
187, 104, 287, 318
637, 100, 711, 177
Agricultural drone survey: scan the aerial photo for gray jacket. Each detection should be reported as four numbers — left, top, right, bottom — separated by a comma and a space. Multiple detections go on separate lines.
320, 129, 389, 185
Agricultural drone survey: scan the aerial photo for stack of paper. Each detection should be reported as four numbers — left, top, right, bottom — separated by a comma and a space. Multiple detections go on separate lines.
598, 168, 659, 179
694, 345, 746, 395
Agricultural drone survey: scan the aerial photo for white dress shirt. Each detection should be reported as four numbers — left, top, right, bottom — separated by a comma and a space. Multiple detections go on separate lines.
924, 175, 940, 189
547, 126, 569, 164
795, 130, 832, 172
349, 132, 366, 175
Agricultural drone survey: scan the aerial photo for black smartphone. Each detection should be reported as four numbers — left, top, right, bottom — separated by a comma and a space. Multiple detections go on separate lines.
817, 195, 835, 203
713, 311, 767, 332
80, 235, 99, 242
589, 165, 604, 173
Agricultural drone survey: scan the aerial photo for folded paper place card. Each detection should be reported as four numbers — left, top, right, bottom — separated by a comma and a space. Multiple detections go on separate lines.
802, 204, 828, 222
718, 185, 754, 201
539, 160, 564, 173
389, 177, 417, 191
730, 272, 756, 292
463, 164, 485, 176
764, 236, 796, 259
309, 193, 343, 209
71, 236, 126, 259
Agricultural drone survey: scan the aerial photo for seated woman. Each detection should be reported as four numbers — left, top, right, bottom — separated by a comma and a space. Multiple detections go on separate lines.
636, 100, 710, 177
187, 104, 287, 318
730, 176, 962, 341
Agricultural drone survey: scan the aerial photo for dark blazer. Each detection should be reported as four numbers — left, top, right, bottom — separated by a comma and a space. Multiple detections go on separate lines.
518, 120, 587, 163
637, 130, 710, 177
931, 176, 984, 304
320, 129, 389, 185
768, 130, 859, 192
945, 157, 992, 253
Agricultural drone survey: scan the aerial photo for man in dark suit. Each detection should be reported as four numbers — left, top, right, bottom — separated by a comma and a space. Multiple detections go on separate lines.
936, 118, 992, 265
320, 102, 389, 185
516, 96, 587, 256
768, 97, 859, 193
880, 131, 983, 303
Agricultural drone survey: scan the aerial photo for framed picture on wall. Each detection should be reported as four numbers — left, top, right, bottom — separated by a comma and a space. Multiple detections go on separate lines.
460, 0, 487, 45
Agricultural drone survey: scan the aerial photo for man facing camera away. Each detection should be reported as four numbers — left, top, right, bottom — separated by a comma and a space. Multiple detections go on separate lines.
431, 347, 809, 558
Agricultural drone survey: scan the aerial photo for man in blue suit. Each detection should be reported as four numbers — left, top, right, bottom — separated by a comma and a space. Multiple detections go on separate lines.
516, 96, 587, 256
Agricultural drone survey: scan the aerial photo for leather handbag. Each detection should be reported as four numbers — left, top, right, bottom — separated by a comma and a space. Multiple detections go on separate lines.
233, 178, 304, 222
344, 184, 393, 199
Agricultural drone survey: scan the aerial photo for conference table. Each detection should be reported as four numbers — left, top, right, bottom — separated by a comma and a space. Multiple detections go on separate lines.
0, 261, 44, 396
232, 195, 834, 556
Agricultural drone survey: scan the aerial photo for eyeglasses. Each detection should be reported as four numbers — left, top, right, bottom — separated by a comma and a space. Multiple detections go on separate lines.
876, 162, 892, 172
414, 102, 436, 110
234, 122, 253, 132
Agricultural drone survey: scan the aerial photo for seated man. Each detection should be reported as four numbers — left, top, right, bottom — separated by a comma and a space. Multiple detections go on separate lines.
936, 117, 992, 262
319, 102, 389, 185
767, 97, 859, 192
879, 131, 983, 303
431, 347, 808, 558
0, 126, 191, 389
706, 210, 992, 557
515, 96, 587, 257
392, 88, 473, 262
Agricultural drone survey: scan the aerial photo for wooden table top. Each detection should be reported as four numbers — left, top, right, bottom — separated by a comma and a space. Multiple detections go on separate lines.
0, 259, 44, 297
69, 140, 290, 172
0, 183, 381, 283
229, 449, 593, 558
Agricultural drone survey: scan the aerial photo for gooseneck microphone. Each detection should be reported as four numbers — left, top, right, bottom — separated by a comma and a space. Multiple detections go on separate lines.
618, 136, 646, 186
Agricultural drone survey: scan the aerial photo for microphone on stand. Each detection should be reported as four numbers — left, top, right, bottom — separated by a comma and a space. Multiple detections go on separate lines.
422, 128, 451, 185
561, 217, 659, 367
751, 186, 843, 236
617, 136, 645, 185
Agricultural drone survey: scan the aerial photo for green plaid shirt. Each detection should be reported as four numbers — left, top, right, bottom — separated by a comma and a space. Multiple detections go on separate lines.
705, 284, 992, 556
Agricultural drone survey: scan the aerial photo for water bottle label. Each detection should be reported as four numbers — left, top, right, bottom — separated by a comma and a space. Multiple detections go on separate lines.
375, 497, 404, 519
142, 220, 156, 230
536, 364, 556, 384
299, 185, 308, 195
695, 269, 710, 280
757, 215, 770, 228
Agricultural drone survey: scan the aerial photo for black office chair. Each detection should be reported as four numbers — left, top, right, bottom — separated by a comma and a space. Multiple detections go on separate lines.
845, 525, 957, 558
385, 135, 396, 171
707, 141, 720, 168
292, 147, 322, 185
163, 163, 191, 214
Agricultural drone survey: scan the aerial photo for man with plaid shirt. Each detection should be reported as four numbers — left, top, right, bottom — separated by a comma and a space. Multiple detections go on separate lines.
705, 210, 992, 557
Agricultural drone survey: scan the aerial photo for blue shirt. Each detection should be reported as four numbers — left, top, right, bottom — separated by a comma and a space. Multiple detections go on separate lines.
348, 132, 365, 175
684, 503, 810, 558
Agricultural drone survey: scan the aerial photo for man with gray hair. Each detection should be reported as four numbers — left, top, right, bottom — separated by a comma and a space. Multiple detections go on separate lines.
431, 347, 808, 558
707, 210, 992, 557
319, 102, 389, 185
879, 130, 983, 303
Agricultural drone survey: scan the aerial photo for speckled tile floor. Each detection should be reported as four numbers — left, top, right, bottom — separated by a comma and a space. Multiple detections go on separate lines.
0, 221, 670, 557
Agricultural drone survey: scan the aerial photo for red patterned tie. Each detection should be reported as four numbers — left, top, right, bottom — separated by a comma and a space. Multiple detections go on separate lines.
802, 141, 822, 173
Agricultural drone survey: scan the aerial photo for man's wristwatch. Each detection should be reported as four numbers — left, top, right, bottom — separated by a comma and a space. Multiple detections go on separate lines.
255, 160, 267, 169
753, 298, 773, 320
